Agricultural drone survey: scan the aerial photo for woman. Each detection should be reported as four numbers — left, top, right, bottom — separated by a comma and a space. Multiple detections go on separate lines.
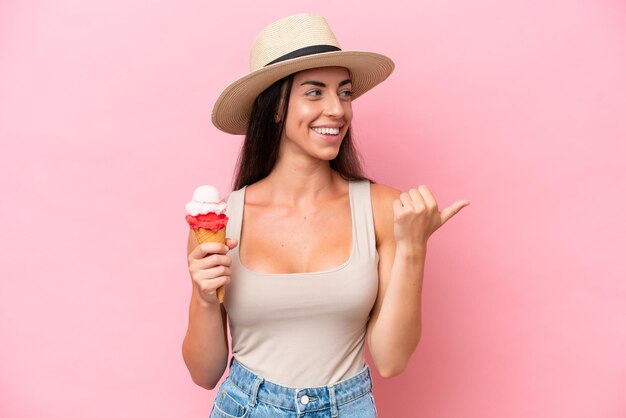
183, 13, 469, 418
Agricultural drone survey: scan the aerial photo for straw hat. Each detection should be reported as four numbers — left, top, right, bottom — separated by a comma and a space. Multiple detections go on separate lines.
211, 13, 395, 135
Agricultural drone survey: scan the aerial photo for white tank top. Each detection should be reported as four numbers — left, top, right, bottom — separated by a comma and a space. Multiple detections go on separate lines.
223, 179, 379, 387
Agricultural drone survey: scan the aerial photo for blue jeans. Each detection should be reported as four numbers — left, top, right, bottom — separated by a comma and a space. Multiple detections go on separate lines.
210, 357, 378, 418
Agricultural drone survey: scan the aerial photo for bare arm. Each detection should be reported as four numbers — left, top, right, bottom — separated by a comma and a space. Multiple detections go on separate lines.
367, 184, 469, 377
181, 230, 237, 389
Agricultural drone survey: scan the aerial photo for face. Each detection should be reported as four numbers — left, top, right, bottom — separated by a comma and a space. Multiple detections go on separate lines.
280, 66, 353, 161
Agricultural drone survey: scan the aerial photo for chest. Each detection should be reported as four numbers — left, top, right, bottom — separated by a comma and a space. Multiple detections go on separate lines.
239, 199, 352, 274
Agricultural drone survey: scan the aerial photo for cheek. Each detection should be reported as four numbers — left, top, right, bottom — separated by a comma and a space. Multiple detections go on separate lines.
288, 102, 316, 126
344, 104, 353, 123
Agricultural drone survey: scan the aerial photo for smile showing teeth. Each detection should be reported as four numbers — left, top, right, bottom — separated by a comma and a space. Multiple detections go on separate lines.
311, 127, 340, 135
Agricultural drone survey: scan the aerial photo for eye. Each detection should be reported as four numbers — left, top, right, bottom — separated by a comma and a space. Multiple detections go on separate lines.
339, 90, 353, 99
305, 89, 322, 97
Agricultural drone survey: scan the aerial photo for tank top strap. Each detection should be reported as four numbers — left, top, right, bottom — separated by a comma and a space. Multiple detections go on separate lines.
349, 180, 378, 261
225, 185, 246, 243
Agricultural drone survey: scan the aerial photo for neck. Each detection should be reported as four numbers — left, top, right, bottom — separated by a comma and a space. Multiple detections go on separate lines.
262, 156, 339, 206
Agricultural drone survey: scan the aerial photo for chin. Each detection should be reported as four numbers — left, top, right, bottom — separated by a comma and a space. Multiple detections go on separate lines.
317, 149, 341, 161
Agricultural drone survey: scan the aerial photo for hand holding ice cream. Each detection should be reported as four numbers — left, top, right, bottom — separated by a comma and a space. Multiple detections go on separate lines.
185, 185, 229, 303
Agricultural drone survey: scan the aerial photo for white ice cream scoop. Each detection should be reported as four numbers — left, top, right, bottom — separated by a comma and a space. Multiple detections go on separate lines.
185, 185, 227, 216
192, 185, 221, 203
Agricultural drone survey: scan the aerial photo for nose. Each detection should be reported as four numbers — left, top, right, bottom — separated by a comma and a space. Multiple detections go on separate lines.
323, 91, 345, 118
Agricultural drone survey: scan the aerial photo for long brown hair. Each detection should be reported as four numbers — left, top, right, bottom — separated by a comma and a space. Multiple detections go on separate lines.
232, 72, 372, 191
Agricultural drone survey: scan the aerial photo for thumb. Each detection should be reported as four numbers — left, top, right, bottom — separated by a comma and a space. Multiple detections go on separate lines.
440, 200, 471, 225
226, 237, 239, 249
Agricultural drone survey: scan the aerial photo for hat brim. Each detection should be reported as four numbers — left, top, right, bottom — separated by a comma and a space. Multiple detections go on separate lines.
211, 51, 395, 135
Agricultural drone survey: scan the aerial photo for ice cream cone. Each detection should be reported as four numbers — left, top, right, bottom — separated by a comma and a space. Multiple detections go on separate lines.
193, 227, 226, 245
186, 185, 229, 304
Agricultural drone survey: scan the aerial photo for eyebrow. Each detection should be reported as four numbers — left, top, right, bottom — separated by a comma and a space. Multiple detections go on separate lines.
299, 79, 352, 87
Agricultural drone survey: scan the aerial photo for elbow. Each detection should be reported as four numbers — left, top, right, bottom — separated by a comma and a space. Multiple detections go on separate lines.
185, 361, 222, 390
191, 374, 218, 390
378, 362, 406, 378
182, 353, 221, 390
374, 340, 420, 378
376, 347, 419, 378
374, 355, 408, 378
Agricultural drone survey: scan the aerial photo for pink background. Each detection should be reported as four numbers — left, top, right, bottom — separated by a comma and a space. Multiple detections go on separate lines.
1, 0, 625, 417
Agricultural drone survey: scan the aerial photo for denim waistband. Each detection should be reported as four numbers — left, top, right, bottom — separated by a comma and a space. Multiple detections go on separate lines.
227, 356, 373, 414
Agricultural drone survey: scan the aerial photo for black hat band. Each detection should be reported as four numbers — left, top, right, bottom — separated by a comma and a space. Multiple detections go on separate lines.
264, 45, 342, 67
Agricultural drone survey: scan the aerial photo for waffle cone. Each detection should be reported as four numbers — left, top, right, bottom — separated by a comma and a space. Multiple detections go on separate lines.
193, 227, 226, 244
193, 227, 227, 303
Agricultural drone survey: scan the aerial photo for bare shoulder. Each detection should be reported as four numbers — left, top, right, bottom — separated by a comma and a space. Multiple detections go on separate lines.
370, 183, 402, 246
370, 182, 402, 203
370, 182, 402, 218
